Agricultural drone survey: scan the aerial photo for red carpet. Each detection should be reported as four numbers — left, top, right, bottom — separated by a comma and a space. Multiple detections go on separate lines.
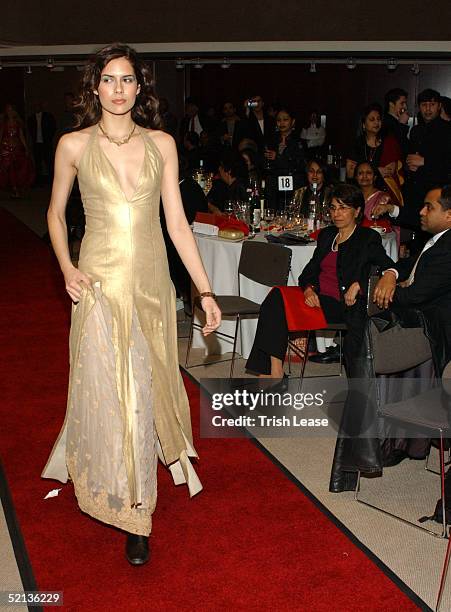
0, 208, 420, 611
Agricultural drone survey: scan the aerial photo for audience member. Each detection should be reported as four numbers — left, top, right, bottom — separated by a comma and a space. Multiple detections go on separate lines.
161, 154, 208, 311
198, 130, 221, 173
217, 101, 242, 149
402, 89, 451, 231
264, 107, 306, 209
240, 147, 261, 184
331, 185, 451, 491
57, 92, 77, 138
27, 101, 56, 185
245, 183, 394, 377
347, 103, 403, 206
354, 161, 389, 217
440, 96, 451, 121
292, 159, 331, 218
159, 97, 178, 138
383, 88, 409, 156
181, 131, 201, 172
0, 104, 34, 198
241, 94, 276, 153
206, 150, 248, 215
300, 110, 326, 153
203, 106, 220, 135
179, 97, 204, 141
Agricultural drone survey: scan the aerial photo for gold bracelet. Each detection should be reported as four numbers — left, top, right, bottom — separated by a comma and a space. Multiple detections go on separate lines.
199, 291, 216, 300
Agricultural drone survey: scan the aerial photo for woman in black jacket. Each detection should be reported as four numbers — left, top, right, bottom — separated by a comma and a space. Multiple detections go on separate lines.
264, 107, 306, 210
246, 183, 394, 377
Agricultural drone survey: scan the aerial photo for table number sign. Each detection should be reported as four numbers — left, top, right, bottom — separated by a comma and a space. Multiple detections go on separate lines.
278, 176, 294, 191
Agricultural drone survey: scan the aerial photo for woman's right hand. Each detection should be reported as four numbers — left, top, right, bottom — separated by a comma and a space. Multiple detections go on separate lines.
63, 266, 91, 302
304, 287, 321, 308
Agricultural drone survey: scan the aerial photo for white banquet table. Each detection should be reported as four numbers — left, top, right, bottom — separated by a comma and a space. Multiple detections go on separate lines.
193, 230, 398, 360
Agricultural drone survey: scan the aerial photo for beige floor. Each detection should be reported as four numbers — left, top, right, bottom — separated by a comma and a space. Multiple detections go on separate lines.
179, 306, 449, 611
2, 189, 449, 611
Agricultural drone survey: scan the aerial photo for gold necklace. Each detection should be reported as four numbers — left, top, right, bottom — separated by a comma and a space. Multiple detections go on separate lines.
99, 122, 136, 146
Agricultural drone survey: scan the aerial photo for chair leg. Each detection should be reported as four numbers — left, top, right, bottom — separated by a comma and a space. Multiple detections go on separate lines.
440, 432, 447, 538
184, 309, 195, 368
299, 331, 310, 380
230, 316, 240, 378
338, 331, 344, 375
436, 528, 451, 612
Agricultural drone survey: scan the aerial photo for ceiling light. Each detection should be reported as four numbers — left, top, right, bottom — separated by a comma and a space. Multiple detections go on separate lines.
387, 57, 397, 71
26, 66, 32, 74
346, 57, 356, 70
309, 62, 316, 73
46, 57, 54, 69
175, 58, 184, 70
220, 57, 231, 69
411, 63, 420, 75
193, 58, 204, 69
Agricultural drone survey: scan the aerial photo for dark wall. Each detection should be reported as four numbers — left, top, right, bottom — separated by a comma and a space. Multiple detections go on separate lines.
1, 1, 451, 44
0, 69, 26, 117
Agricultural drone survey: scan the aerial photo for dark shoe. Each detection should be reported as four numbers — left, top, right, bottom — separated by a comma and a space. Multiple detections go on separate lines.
309, 345, 341, 364
329, 470, 358, 493
126, 534, 150, 565
382, 449, 409, 468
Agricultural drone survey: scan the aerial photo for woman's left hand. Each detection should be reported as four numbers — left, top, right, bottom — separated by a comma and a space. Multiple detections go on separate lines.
201, 296, 222, 336
344, 281, 361, 306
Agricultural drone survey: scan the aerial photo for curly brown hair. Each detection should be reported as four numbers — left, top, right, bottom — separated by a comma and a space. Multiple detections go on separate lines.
74, 43, 161, 130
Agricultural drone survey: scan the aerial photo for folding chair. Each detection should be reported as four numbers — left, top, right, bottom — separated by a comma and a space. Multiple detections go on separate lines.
354, 320, 450, 539
185, 240, 292, 377
287, 267, 385, 380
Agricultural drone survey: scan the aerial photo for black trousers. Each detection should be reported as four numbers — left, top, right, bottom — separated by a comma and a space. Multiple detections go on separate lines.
246, 288, 345, 375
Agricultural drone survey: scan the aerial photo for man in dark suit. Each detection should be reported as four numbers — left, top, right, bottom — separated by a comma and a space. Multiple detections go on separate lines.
402, 90, 451, 231
27, 102, 56, 184
383, 88, 409, 157
374, 185, 451, 375
179, 97, 204, 144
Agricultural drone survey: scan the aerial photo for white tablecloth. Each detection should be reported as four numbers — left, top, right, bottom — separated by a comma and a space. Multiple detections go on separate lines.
193, 230, 398, 359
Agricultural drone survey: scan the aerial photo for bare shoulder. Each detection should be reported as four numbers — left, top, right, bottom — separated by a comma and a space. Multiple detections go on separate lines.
57, 126, 95, 166
145, 129, 176, 159
57, 127, 92, 153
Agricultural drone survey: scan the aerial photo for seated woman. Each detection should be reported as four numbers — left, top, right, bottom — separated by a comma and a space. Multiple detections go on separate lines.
246, 183, 395, 378
346, 104, 403, 207
355, 161, 400, 248
292, 158, 331, 218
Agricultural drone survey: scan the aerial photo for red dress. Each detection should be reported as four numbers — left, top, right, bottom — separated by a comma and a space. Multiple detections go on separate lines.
0, 121, 35, 190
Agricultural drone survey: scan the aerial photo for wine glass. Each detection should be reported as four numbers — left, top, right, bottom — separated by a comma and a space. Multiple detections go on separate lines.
224, 199, 234, 218
264, 208, 275, 223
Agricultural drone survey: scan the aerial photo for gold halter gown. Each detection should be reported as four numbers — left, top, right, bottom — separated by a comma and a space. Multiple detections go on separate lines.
42, 126, 202, 536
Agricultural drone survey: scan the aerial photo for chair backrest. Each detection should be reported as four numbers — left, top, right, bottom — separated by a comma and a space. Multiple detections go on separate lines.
370, 319, 432, 374
238, 241, 292, 287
